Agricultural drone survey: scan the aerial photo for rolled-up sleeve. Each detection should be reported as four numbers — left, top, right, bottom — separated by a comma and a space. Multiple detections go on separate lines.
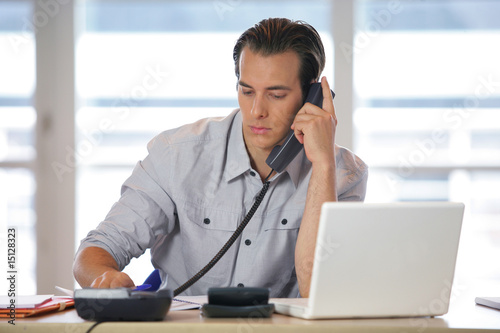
336, 146, 369, 202
76, 137, 177, 270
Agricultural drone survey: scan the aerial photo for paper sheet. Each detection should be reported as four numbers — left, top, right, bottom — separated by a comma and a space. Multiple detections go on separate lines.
0, 295, 53, 308
171, 296, 207, 311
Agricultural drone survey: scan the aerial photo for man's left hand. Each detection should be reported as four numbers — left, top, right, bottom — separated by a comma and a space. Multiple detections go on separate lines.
291, 76, 337, 166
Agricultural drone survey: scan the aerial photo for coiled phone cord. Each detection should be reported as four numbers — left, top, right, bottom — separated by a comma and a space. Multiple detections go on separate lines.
173, 169, 274, 297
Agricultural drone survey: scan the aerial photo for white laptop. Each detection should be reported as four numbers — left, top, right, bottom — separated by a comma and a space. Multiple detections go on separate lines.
273, 202, 464, 319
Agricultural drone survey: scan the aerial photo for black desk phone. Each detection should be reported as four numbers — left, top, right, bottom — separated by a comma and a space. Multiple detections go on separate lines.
74, 82, 335, 322
74, 288, 172, 321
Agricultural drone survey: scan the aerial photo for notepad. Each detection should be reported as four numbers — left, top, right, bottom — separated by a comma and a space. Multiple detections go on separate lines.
0, 295, 53, 308
0, 296, 74, 318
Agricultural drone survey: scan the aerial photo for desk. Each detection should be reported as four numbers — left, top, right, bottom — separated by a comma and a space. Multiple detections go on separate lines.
4, 292, 500, 333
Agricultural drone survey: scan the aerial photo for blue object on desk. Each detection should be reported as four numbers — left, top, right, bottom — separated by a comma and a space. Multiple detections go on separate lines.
133, 269, 161, 292
133, 284, 152, 291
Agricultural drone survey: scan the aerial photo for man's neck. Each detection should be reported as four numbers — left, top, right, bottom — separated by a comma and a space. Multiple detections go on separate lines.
247, 147, 275, 182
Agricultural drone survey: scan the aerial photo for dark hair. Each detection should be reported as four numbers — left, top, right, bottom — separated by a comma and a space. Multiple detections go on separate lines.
233, 18, 325, 99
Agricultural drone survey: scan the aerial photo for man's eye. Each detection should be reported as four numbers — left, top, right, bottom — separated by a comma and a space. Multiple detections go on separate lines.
273, 94, 286, 99
242, 90, 253, 96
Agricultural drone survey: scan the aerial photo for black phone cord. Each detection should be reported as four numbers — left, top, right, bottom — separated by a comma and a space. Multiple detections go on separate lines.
173, 169, 274, 296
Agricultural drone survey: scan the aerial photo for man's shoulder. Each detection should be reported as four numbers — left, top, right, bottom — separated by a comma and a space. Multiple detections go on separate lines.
148, 109, 240, 149
334, 145, 368, 201
335, 145, 368, 177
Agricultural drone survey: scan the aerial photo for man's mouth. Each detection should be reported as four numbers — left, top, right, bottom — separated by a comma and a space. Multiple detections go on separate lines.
250, 126, 271, 135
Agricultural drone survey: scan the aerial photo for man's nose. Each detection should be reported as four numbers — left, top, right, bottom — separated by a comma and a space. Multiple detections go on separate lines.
251, 94, 268, 119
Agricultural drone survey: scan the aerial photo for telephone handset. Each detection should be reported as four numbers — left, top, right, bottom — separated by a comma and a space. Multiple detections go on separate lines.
265, 83, 335, 173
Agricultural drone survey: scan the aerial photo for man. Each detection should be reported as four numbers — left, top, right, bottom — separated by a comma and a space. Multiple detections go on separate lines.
73, 18, 368, 298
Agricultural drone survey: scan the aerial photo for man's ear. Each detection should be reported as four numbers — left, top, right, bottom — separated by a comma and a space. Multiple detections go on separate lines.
302, 79, 318, 100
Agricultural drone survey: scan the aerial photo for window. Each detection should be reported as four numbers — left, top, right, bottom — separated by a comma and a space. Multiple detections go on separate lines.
0, 0, 36, 295
4, 0, 498, 294
353, 0, 500, 282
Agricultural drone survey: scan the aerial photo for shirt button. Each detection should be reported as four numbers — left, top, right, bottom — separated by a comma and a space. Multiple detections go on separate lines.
203, 218, 210, 225
249, 171, 256, 177
245, 239, 251, 246
281, 219, 288, 225
237, 283, 244, 288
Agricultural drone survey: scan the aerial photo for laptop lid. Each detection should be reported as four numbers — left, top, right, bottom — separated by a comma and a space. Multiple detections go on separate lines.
306, 202, 464, 318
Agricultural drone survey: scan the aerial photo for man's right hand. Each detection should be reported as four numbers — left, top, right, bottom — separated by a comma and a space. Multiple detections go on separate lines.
90, 270, 135, 289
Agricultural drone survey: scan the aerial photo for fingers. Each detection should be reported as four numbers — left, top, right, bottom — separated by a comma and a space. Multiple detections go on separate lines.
90, 271, 135, 289
297, 77, 335, 117
292, 109, 335, 145
320, 77, 336, 118
291, 77, 337, 146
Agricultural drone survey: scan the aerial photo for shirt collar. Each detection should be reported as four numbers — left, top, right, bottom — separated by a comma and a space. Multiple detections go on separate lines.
225, 110, 305, 188
225, 111, 252, 182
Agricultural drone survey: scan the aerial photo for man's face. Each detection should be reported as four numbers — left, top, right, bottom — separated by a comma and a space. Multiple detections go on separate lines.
237, 46, 304, 158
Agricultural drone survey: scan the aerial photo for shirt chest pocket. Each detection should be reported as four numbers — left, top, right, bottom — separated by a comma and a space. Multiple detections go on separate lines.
263, 209, 303, 232
182, 202, 241, 232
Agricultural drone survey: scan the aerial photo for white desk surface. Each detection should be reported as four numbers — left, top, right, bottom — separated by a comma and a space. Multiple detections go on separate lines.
4, 280, 500, 333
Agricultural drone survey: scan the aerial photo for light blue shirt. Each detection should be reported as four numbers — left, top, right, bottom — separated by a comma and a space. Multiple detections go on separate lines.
77, 109, 368, 297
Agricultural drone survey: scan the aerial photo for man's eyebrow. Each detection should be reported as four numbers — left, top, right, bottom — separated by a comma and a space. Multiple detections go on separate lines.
238, 80, 252, 88
267, 85, 292, 91
238, 80, 292, 91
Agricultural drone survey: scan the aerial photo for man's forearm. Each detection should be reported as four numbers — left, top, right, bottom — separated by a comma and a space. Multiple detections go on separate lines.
73, 246, 121, 287
295, 162, 337, 297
